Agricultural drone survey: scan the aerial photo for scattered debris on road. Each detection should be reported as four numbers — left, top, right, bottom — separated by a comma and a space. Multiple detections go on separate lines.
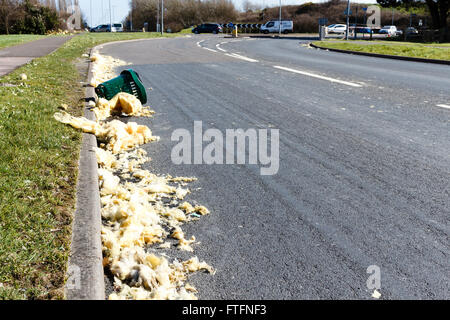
89, 53, 131, 88
94, 92, 154, 121
54, 51, 214, 300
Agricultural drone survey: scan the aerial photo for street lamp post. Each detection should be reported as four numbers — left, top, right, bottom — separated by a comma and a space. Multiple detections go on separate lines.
112, 6, 116, 25
345, 0, 350, 40
109, 0, 112, 30
278, 0, 282, 37
130, 2, 133, 31
161, 0, 164, 35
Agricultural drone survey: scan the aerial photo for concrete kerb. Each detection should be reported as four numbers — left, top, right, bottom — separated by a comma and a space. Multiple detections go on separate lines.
65, 47, 104, 300
310, 42, 450, 66
64, 37, 171, 300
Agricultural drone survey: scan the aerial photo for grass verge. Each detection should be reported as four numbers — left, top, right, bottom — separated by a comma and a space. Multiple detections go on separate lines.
0, 35, 49, 50
0, 32, 178, 300
313, 40, 450, 61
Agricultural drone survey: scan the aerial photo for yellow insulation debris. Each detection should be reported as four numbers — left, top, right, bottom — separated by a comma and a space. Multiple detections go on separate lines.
90, 53, 130, 87
97, 148, 214, 299
54, 111, 159, 153
94, 93, 155, 121
55, 52, 213, 300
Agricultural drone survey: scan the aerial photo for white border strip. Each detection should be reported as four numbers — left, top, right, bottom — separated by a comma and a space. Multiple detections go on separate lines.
436, 104, 450, 109
274, 65, 362, 88
216, 44, 227, 52
225, 53, 259, 63
203, 47, 218, 53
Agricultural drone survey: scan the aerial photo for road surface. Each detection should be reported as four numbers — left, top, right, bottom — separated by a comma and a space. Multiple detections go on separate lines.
99, 35, 450, 299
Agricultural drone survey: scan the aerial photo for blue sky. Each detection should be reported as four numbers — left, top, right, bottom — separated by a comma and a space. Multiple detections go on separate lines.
79, 0, 377, 27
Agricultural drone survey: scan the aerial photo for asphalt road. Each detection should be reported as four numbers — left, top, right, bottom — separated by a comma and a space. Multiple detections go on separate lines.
100, 35, 450, 299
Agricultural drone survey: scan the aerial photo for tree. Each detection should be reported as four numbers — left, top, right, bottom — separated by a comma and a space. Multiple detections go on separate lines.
377, 0, 449, 40
0, 0, 18, 34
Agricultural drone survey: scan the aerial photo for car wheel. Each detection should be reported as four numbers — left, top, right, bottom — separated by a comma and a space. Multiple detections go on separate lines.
195, 30, 199, 34
213, 30, 217, 34
283, 30, 289, 34
264, 30, 269, 34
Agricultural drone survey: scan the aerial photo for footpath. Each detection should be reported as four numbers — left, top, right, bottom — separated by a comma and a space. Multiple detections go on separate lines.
0, 36, 72, 77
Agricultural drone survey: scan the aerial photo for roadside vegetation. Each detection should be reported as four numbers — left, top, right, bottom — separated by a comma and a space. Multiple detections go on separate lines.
0, 32, 178, 300
0, 34, 48, 50
313, 40, 450, 61
126, 0, 444, 35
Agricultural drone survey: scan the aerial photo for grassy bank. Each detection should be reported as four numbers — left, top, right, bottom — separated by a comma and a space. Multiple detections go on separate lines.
0, 35, 49, 50
313, 40, 450, 61
0, 32, 177, 300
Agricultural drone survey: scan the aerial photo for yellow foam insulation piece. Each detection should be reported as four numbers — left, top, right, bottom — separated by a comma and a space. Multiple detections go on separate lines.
89, 53, 131, 88
54, 111, 159, 153
94, 93, 155, 121
96, 148, 214, 299
55, 52, 213, 300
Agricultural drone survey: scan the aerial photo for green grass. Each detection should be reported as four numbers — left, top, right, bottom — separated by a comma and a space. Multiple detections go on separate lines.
313, 40, 450, 61
0, 32, 178, 300
179, 27, 194, 34
0, 35, 48, 50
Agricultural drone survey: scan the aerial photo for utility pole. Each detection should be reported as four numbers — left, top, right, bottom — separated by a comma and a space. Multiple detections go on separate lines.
109, 0, 112, 29
278, 0, 281, 37
345, 0, 350, 40
161, 0, 164, 35
130, 1, 133, 31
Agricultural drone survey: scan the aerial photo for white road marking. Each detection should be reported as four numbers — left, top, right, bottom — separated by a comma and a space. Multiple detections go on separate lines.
196, 40, 204, 47
216, 44, 227, 52
436, 104, 450, 109
203, 47, 218, 53
225, 53, 259, 63
273, 66, 363, 88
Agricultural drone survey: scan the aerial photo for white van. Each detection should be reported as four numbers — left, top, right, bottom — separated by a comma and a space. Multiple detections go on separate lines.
111, 23, 124, 32
260, 20, 293, 34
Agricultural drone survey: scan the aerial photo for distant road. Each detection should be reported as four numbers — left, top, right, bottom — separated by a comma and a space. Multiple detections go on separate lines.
100, 35, 450, 299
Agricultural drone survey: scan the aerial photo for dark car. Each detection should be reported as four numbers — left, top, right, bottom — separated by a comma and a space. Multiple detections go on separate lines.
192, 23, 222, 34
90, 24, 111, 32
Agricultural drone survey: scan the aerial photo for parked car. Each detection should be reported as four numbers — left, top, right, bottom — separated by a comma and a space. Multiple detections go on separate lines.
379, 25, 397, 36
327, 24, 347, 34
396, 30, 403, 36
111, 23, 123, 32
260, 20, 294, 34
192, 23, 222, 34
405, 27, 419, 35
357, 27, 373, 34
91, 24, 111, 32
